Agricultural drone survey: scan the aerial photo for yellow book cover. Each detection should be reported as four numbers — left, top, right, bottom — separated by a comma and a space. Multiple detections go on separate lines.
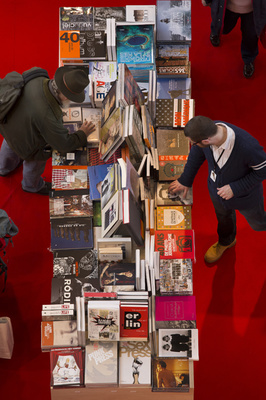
156, 205, 192, 230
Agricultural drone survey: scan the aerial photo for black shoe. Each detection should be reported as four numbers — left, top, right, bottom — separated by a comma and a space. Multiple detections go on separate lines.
210, 34, 220, 47
23, 182, 52, 195
243, 62, 254, 78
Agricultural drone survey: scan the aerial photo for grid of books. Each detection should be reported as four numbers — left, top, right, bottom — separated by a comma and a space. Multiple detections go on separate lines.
42, 2, 198, 394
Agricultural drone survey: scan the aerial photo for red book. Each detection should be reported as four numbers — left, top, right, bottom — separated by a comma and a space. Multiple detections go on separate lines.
120, 301, 149, 341
155, 229, 195, 260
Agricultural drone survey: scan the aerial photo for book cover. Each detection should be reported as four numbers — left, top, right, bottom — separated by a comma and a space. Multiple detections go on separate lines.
62, 106, 82, 123
52, 147, 87, 166
87, 300, 120, 341
97, 237, 132, 263
87, 163, 113, 200
41, 309, 75, 321
128, 104, 145, 162
53, 249, 98, 279
156, 182, 193, 206
157, 44, 190, 58
85, 341, 118, 386
173, 99, 195, 128
101, 190, 123, 238
119, 341, 151, 386
50, 217, 93, 250
159, 160, 187, 181
41, 321, 78, 351
120, 301, 149, 340
51, 277, 101, 306
156, 77, 191, 100
93, 80, 114, 108
100, 81, 119, 127
152, 357, 190, 392
93, 7, 126, 30
50, 346, 85, 387
89, 61, 117, 82
154, 230, 195, 259
155, 295, 196, 321
60, 7, 93, 31
99, 261, 136, 290
52, 166, 88, 190
117, 157, 140, 201
49, 190, 93, 219
121, 188, 144, 247
156, 206, 192, 230
82, 107, 101, 147
99, 107, 124, 161
159, 258, 193, 295
158, 328, 199, 360
60, 30, 106, 61
116, 23, 155, 67
156, 64, 190, 78
119, 63, 145, 114
101, 163, 120, 209
141, 104, 155, 149
156, 0, 191, 44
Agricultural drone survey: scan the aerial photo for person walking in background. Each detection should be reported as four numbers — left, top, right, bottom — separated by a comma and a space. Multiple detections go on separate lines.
168, 115, 266, 263
202, 0, 266, 78
0, 66, 95, 195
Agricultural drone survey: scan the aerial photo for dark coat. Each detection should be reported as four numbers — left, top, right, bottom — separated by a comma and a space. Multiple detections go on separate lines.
0, 77, 87, 161
207, 0, 266, 37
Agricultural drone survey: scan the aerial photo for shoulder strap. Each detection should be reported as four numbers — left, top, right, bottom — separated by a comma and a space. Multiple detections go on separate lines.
22, 67, 50, 84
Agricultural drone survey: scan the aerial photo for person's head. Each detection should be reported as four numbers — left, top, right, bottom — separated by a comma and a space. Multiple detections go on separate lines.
54, 66, 90, 105
162, 335, 170, 342
184, 116, 218, 147
159, 360, 167, 369
163, 344, 170, 351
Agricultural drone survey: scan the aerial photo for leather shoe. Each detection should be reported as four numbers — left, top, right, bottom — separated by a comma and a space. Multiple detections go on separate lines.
243, 62, 254, 78
23, 182, 52, 195
204, 239, 236, 263
210, 34, 220, 47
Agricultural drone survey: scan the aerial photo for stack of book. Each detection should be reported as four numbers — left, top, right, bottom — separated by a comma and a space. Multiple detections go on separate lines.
44, 2, 198, 395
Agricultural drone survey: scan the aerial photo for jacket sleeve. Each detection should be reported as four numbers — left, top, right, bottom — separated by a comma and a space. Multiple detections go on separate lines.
40, 109, 87, 152
230, 142, 266, 196
178, 145, 206, 187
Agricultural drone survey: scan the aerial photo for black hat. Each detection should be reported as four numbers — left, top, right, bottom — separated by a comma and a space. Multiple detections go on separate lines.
54, 66, 89, 103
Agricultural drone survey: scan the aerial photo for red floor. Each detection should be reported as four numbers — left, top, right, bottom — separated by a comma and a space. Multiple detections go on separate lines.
1, 1, 266, 399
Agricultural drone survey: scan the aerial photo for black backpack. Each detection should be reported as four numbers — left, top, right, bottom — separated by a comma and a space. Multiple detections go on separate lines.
0, 67, 49, 124
0, 210, 19, 292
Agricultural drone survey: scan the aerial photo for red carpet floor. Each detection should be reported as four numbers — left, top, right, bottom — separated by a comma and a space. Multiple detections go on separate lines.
1, 1, 266, 399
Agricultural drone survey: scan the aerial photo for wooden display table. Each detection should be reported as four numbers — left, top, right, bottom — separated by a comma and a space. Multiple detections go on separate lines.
51, 387, 194, 400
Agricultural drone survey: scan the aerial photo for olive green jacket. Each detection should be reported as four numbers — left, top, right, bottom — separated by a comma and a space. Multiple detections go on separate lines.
0, 77, 87, 161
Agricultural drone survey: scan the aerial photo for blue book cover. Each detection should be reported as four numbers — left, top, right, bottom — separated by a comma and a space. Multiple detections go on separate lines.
157, 77, 191, 100
87, 163, 113, 200
116, 23, 155, 67
50, 217, 94, 250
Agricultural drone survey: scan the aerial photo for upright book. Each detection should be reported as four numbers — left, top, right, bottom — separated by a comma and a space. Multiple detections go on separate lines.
156, 205, 192, 230
152, 357, 191, 392
120, 301, 149, 341
155, 229, 195, 259
119, 341, 151, 386
87, 300, 120, 341
159, 258, 193, 296
50, 217, 93, 250
50, 346, 85, 388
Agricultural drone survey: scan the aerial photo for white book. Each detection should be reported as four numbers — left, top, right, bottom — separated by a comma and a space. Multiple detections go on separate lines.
158, 329, 199, 361
126, 5, 156, 23
140, 260, 146, 291
42, 304, 74, 310
119, 341, 151, 386
87, 300, 120, 341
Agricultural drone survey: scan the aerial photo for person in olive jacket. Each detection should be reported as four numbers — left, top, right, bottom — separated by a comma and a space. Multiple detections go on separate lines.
0, 66, 95, 195
202, 0, 266, 78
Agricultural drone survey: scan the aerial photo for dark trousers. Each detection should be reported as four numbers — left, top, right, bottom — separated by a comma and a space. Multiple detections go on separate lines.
210, 193, 266, 246
212, 9, 259, 63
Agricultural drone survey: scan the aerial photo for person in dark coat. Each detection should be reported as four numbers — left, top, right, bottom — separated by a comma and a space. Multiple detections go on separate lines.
202, 0, 266, 78
0, 66, 95, 194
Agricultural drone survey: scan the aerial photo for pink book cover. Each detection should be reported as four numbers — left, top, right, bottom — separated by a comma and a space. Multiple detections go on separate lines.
155, 295, 196, 321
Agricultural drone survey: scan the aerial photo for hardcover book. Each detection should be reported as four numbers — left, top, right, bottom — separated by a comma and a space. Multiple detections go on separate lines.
93, 7, 126, 30
101, 190, 123, 238
158, 160, 187, 181
127, 104, 145, 162
99, 107, 124, 161
119, 341, 151, 386
156, 64, 191, 78
85, 341, 118, 386
89, 61, 117, 82
156, 182, 193, 206
52, 166, 88, 190
62, 107, 82, 123
101, 163, 120, 209
41, 321, 78, 351
155, 99, 195, 127
53, 249, 98, 279
118, 63, 145, 113
159, 258, 193, 295
60, 30, 107, 61
49, 190, 93, 219
82, 107, 101, 147
156, 205, 192, 230
99, 261, 136, 291
87, 163, 113, 201
126, 5, 156, 23
120, 301, 149, 341
152, 357, 190, 392
50, 217, 93, 250
87, 300, 120, 341
158, 328, 199, 360
60, 7, 93, 31
141, 104, 155, 149
156, 0, 191, 44
156, 77, 191, 100
117, 157, 140, 201
100, 81, 119, 127
155, 295, 196, 321
52, 147, 88, 166
50, 346, 85, 387
154, 229, 195, 259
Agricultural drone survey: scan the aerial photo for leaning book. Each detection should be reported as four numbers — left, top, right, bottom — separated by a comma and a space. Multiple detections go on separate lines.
85, 341, 118, 386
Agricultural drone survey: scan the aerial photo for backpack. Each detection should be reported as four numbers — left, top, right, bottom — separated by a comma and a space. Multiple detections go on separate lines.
0, 210, 19, 292
0, 67, 50, 124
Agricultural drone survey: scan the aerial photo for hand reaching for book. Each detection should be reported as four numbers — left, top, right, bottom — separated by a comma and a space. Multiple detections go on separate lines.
80, 120, 96, 137
168, 179, 189, 197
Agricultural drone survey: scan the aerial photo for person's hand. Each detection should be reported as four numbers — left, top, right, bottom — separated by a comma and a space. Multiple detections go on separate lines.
217, 185, 234, 200
202, 0, 211, 6
80, 120, 96, 137
168, 179, 189, 197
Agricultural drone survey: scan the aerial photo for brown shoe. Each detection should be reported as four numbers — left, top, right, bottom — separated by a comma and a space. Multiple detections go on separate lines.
204, 239, 236, 263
